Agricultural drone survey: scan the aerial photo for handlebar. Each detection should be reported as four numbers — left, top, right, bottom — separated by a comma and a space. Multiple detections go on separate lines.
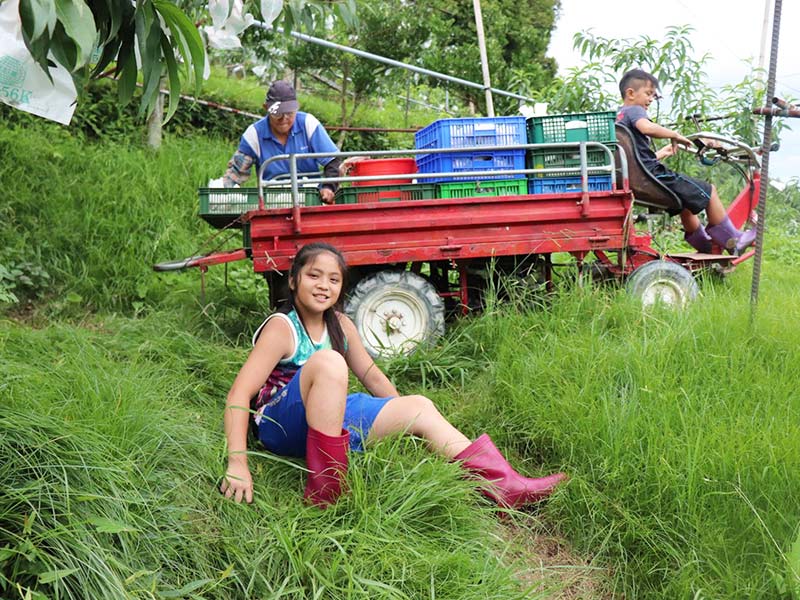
683, 131, 761, 170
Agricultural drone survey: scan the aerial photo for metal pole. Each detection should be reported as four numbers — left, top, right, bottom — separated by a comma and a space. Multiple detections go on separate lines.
757, 0, 771, 79
750, 0, 782, 315
258, 22, 536, 104
472, 0, 494, 116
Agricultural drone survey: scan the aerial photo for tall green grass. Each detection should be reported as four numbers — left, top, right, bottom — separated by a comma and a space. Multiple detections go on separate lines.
463, 269, 800, 598
386, 264, 800, 598
4, 117, 800, 598
1, 314, 570, 599
0, 122, 240, 313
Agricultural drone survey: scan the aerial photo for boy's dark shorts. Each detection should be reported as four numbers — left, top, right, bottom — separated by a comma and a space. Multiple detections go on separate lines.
653, 167, 712, 216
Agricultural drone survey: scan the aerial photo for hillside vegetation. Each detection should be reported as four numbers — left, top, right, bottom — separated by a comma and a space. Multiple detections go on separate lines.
2, 81, 800, 599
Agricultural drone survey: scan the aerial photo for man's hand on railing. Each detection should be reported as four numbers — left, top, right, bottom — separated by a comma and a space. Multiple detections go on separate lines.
339, 156, 371, 176
320, 187, 335, 204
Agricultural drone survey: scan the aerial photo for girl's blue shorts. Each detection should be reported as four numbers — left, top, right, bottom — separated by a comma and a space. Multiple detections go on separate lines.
257, 367, 393, 457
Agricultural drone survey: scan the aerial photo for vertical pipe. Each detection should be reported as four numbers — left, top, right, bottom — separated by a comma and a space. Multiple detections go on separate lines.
472, 0, 494, 116
404, 74, 411, 128
579, 142, 589, 216
757, 0, 772, 79
290, 155, 302, 233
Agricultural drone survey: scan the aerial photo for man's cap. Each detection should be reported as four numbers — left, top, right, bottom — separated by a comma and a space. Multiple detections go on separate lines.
265, 80, 299, 115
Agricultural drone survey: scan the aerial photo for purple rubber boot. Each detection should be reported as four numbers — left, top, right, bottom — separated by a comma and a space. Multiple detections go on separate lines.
706, 216, 757, 255
684, 224, 713, 253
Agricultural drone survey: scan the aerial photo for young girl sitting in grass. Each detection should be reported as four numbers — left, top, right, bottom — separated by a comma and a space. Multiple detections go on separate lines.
220, 242, 567, 508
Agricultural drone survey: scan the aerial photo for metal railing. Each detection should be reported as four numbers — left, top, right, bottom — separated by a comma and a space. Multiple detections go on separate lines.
256, 141, 626, 207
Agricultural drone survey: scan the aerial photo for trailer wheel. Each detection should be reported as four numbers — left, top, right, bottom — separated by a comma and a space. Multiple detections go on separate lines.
345, 271, 445, 357
626, 260, 699, 308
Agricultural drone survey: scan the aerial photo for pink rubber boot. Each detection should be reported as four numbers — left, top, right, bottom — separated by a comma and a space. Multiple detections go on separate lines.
454, 434, 567, 508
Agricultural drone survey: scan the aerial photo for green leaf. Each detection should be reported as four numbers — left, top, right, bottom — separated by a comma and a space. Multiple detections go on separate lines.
153, 0, 206, 91
90, 0, 110, 43
88, 516, 139, 534
335, 0, 358, 30
125, 569, 156, 585
90, 39, 121, 77
159, 35, 180, 124
54, 0, 97, 69
135, 4, 164, 116
104, 0, 126, 43
0, 547, 15, 562
38, 568, 79, 584
19, 26, 54, 83
158, 578, 214, 598
19, 0, 57, 41
116, 36, 137, 106
787, 528, 800, 596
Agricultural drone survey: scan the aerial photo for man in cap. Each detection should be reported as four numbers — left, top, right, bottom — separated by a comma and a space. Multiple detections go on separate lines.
222, 80, 341, 204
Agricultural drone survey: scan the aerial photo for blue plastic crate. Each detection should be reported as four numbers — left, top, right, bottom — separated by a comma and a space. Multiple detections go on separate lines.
528, 175, 613, 195
416, 150, 526, 183
415, 116, 527, 151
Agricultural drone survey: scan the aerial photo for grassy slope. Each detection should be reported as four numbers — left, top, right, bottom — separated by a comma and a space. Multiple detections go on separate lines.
1, 313, 539, 599
2, 92, 800, 598
1, 124, 576, 599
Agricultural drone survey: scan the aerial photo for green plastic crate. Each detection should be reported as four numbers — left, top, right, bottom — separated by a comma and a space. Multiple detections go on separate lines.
335, 183, 438, 204
436, 179, 528, 199
526, 146, 614, 178
198, 187, 322, 228
526, 111, 617, 145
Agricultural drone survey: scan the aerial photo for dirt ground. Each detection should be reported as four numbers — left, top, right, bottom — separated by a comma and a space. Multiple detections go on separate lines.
498, 519, 617, 599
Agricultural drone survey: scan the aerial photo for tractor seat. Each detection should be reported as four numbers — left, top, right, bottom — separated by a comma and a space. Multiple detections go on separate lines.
614, 123, 683, 214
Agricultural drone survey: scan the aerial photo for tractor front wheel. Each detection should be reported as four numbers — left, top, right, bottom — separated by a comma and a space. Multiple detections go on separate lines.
626, 260, 699, 308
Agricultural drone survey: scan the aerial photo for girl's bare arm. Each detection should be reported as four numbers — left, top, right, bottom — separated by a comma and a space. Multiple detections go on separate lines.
340, 315, 399, 398
634, 118, 692, 147
221, 317, 293, 503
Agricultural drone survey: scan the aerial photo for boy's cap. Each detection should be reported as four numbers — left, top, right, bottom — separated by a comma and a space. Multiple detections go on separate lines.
265, 81, 299, 114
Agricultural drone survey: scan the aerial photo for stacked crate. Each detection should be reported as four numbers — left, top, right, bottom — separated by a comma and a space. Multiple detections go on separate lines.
198, 187, 322, 228
336, 183, 438, 204
526, 111, 616, 194
435, 179, 528, 198
415, 116, 528, 198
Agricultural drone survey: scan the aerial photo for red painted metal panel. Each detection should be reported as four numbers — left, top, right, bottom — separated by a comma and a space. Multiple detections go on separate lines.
725, 171, 760, 230
247, 191, 640, 273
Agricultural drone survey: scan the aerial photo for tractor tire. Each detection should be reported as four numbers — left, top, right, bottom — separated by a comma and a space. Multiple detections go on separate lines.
626, 260, 699, 308
345, 270, 445, 357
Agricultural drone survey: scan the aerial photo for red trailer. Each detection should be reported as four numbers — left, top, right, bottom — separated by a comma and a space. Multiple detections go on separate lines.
156, 128, 760, 356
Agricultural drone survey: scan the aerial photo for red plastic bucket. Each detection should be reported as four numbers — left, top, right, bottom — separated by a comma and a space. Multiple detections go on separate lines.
351, 158, 417, 187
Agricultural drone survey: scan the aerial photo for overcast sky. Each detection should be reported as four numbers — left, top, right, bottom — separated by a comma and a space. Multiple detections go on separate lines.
547, 0, 799, 182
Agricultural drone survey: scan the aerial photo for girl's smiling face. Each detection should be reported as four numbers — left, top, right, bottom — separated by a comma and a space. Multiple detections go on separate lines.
290, 251, 343, 314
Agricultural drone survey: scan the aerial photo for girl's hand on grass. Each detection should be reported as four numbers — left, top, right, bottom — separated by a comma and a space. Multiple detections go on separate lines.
221, 461, 253, 503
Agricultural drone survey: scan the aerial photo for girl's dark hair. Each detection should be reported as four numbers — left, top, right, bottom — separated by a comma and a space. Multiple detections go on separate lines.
619, 68, 660, 99
279, 242, 348, 355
